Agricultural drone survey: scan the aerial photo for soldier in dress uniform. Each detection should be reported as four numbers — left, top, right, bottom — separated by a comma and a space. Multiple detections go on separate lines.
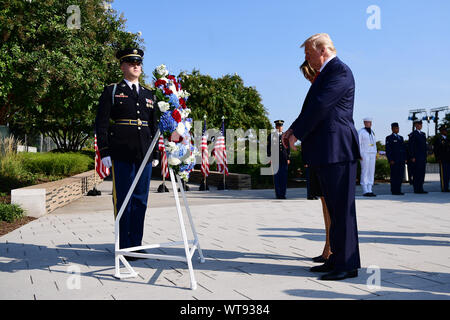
358, 117, 377, 196
433, 126, 450, 192
408, 119, 428, 194
385, 122, 407, 195
267, 120, 290, 199
95, 48, 159, 256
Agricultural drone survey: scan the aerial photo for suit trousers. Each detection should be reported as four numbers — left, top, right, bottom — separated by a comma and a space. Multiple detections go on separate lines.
315, 160, 361, 272
111, 160, 152, 249
390, 161, 405, 194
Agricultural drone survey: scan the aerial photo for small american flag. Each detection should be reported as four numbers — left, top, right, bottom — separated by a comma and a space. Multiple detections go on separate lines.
213, 119, 228, 175
158, 135, 169, 178
201, 118, 209, 177
95, 134, 110, 179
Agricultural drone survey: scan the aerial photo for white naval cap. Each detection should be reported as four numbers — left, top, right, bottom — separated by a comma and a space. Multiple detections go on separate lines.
363, 117, 373, 122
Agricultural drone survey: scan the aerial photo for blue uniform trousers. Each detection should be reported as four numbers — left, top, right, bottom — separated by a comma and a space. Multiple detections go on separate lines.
390, 162, 405, 194
412, 160, 426, 193
274, 163, 288, 198
111, 160, 152, 249
315, 160, 361, 272
439, 162, 450, 192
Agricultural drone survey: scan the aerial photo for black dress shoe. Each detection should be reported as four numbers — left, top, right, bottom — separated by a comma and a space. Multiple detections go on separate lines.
392, 192, 404, 195
310, 262, 334, 273
369, 193, 376, 197
363, 193, 371, 197
312, 255, 327, 263
320, 269, 358, 281
414, 191, 428, 194
307, 196, 318, 200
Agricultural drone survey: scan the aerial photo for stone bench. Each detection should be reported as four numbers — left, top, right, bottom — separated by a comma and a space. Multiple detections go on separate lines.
11, 170, 98, 218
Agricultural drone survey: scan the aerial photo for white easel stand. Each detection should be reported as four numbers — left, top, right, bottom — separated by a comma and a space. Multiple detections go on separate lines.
112, 131, 205, 290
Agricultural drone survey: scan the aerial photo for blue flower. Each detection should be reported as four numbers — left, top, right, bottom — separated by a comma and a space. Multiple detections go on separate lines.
159, 111, 178, 133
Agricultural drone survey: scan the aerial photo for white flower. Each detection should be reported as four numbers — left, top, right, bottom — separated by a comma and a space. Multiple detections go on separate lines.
179, 90, 190, 99
166, 141, 178, 153
179, 171, 189, 181
156, 64, 168, 77
168, 157, 181, 166
185, 121, 192, 131
157, 101, 170, 112
183, 154, 195, 164
176, 122, 185, 135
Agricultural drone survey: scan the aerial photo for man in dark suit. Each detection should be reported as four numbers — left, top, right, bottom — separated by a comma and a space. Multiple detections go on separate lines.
283, 33, 361, 281
267, 120, 290, 199
433, 126, 450, 192
95, 48, 159, 255
408, 120, 428, 194
385, 122, 407, 195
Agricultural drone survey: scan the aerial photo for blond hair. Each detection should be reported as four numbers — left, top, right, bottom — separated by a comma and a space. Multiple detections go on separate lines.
300, 60, 317, 82
301, 33, 337, 54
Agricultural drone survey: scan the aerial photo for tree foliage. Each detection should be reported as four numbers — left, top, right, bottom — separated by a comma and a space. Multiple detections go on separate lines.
0, 0, 142, 150
180, 70, 272, 131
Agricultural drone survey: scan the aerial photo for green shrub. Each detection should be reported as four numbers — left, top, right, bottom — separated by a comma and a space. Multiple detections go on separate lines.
21, 152, 94, 176
0, 203, 25, 222
0, 153, 36, 192
375, 159, 390, 180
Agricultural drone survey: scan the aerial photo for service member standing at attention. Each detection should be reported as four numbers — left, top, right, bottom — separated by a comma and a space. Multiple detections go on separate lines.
95, 48, 159, 256
358, 118, 377, 197
408, 119, 428, 194
433, 126, 450, 192
385, 122, 407, 195
268, 120, 290, 199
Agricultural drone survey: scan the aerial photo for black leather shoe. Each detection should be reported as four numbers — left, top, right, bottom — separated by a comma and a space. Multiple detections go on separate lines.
392, 192, 404, 195
369, 193, 376, 197
320, 269, 358, 281
307, 196, 318, 200
310, 262, 334, 273
363, 193, 371, 197
312, 255, 327, 263
414, 191, 428, 194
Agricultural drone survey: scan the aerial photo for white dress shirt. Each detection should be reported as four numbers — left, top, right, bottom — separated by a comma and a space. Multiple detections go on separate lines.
124, 79, 139, 94
320, 55, 337, 72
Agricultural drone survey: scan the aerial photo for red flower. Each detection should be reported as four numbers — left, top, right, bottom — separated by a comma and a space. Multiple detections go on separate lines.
172, 109, 182, 123
164, 88, 173, 95
179, 98, 186, 109
154, 79, 166, 87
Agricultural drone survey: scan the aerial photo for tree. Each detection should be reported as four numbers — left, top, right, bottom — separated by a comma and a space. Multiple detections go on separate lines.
0, 0, 142, 150
180, 70, 272, 131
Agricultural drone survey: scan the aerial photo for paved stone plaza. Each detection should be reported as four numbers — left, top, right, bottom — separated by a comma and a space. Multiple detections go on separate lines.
1, 174, 449, 300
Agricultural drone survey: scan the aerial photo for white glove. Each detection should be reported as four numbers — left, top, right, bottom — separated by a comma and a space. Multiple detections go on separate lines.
152, 159, 159, 167
101, 156, 112, 168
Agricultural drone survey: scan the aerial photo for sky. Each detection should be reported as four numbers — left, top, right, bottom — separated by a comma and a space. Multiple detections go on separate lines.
110, 0, 450, 142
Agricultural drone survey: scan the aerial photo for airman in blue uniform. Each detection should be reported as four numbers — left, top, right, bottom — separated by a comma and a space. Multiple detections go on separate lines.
385, 122, 406, 195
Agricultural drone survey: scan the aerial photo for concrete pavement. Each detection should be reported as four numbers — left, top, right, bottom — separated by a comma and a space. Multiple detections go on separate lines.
0, 174, 449, 300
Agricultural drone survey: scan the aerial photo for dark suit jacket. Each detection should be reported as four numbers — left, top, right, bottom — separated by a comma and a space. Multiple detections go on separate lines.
95, 80, 159, 163
408, 130, 427, 162
385, 133, 406, 163
289, 57, 360, 166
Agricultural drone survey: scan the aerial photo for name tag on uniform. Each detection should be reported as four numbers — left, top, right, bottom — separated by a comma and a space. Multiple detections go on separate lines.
115, 93, 128, 98
369, 144, 374, 146
393, 140, 398, 142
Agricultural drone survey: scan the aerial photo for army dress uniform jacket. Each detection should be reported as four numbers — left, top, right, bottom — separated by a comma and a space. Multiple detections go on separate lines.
95, 80, 159, 164
385, 133, 406, 163
267, 132, 290, 166
433, 135, 450, 163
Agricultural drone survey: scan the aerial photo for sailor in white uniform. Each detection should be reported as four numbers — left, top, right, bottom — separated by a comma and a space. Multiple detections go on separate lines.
358, 117, 377, 196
